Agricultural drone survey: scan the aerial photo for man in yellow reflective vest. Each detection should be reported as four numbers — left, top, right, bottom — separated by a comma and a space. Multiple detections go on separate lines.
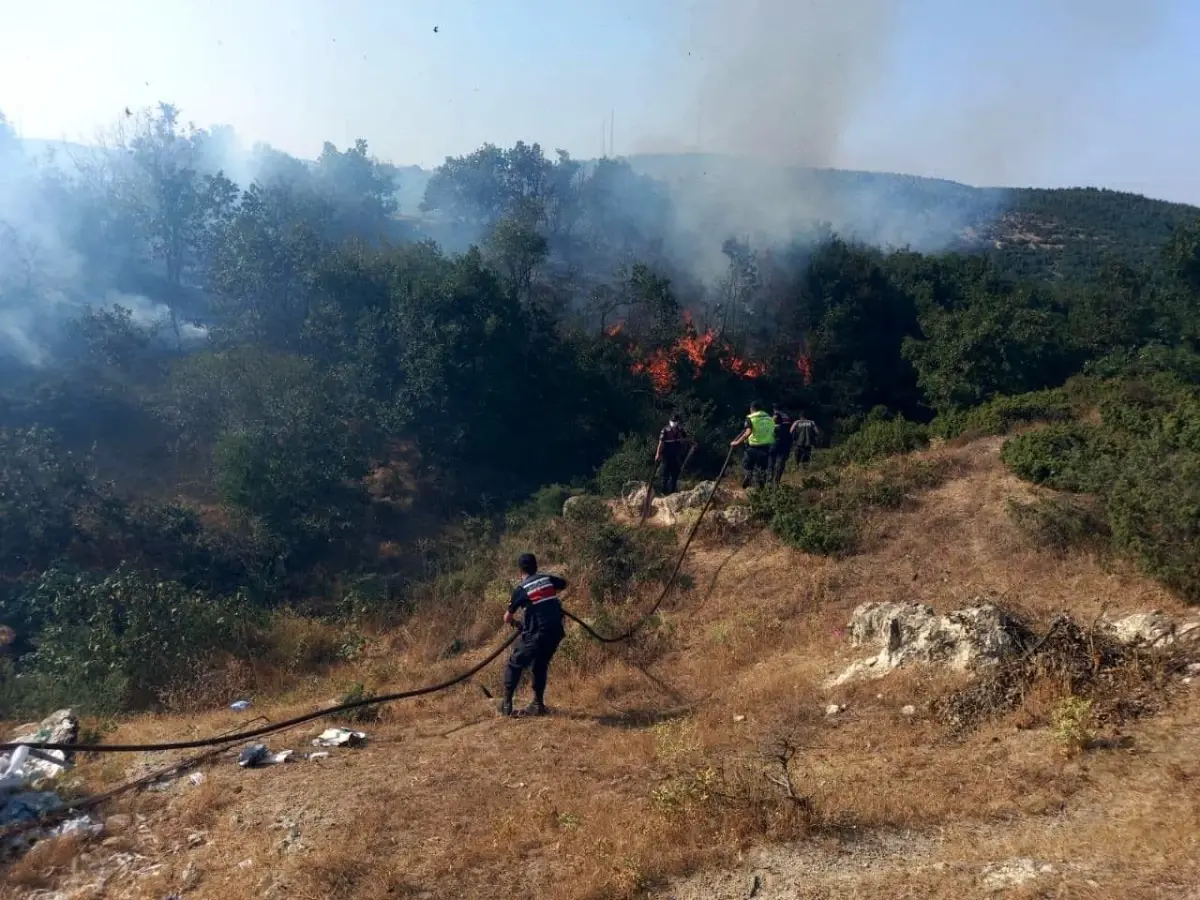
730, 400, 776, 489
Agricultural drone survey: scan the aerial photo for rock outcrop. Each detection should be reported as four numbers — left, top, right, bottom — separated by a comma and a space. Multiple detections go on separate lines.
828, 601, 1026, 687
622, 481, 731, 525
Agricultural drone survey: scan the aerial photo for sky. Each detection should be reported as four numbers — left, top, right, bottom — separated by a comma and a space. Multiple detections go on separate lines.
1, 0, 1198, 203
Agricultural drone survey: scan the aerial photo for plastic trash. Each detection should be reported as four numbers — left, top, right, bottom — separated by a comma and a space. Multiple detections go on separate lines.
312, 728, 367, 748
229, 700, 252, 712
237, 744, 293, 768
306, 751, 330, 761
0, 745, 31, 794
53, 814, 104, 838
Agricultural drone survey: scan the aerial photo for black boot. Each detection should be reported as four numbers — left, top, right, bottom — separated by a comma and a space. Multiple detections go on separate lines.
499, 696, 514, 717
523, 698, 548, 716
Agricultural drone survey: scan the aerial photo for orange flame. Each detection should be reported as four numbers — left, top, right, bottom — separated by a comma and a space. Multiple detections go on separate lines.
617, 311, 769, 395
797, 352, 813, 386
605, 322, 624, 337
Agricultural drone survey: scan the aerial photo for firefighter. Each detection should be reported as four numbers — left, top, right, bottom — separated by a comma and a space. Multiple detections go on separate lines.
769, 405, 793, 485
500, 553, 567, 717
731, 401, 775, 489
654, 411, 694, 496
790, 412, 820, 468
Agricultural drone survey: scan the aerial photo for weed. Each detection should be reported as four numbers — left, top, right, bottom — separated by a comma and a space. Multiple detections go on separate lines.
1052, 695, 1096, 756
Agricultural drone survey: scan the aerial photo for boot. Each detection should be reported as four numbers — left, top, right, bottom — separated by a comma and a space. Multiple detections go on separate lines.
523, 699, 548, 717
498, 696, 514, 717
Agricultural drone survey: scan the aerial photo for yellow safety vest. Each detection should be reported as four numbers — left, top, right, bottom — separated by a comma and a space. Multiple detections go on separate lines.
747, 410, 776, 446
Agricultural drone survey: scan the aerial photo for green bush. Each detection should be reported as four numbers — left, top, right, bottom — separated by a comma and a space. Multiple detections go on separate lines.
832, 414, 928, 465
8, 566, 249, 715
563, 515, 676, 604
1001, 375, 1200, 604
562, 495, 612, 524
1000, 423, 1106, 492
749, 485, 858, 556
594, 433, 658, 498
1107, 448, 1200, 603
930, 388, 1074, 440
215, 415, 370, 559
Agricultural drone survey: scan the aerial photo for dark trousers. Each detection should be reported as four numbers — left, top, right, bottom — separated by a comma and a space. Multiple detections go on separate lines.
504, 629, 564, 702
794, 445, 813, 467
741, 445, 771, 489
660, 453, 684, 495
769, 442, 792, 485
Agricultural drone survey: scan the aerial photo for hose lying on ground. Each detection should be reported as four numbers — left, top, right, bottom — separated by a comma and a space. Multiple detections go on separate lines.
1, 446, 736, 755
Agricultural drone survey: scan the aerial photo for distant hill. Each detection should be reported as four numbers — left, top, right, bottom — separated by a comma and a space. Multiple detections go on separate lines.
625, 153, 1200, 280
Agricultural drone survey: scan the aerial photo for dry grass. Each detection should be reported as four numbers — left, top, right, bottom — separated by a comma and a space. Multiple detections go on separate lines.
6, 437, 1200, 899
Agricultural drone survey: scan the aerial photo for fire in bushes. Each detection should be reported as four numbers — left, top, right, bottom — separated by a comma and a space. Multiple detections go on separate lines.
607, 312, 770, 395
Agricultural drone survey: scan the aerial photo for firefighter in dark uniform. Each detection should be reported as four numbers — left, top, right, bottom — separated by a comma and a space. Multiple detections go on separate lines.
654, 411, 693, 496
731, 401, 776, 489
500, 553, 567, 717
770, 405, 793, 485
790, 412, 820, 468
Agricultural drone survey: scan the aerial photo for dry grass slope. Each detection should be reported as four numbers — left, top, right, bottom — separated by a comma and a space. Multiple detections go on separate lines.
4, 437, 1199, 899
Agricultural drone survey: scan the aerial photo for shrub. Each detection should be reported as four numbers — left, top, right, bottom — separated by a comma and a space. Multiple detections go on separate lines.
750, 485, 858, 556
562, 515, 676, 605
562, 495, 612, 524
1107, 449, 1200, 603
832, 412, 928, 465
1000, 423, 1105, 492
931, 388, 1074, 440
215, 415, 370, 559
1051, 696, 1095, 756
751, 455, 952, 557
10, 566, 248, 714
594, 433, 658, 498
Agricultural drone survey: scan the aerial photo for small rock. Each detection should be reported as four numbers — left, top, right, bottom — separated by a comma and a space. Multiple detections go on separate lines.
181, 862, 202, 889
237, 858, 254, 870
900, 705, 916, 716
733, 715, 746, 723
103, 814, 132, 835
825, 704, 844, 717
981, 858, 1047, 891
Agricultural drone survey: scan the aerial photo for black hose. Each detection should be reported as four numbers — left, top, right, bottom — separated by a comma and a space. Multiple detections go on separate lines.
565, 444, 734, 643
0, 631, 520, 753
1, 446, 736, 754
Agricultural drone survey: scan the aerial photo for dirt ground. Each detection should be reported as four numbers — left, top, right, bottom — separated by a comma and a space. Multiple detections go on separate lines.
4, 438, 1199, 899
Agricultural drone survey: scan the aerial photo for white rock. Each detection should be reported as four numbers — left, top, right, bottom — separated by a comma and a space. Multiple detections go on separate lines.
1107, 612, 1177, 647
716, 505, 752, 528
827, 601, 1024, 688
981, 858, 1048, 891
901, 705, 916, 716
825, 704, 843, 717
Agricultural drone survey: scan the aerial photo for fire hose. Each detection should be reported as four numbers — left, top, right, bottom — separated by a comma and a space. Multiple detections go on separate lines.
0, 445, 735, 756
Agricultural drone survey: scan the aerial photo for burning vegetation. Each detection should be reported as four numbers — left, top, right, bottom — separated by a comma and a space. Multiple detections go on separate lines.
616, 312, 768, 394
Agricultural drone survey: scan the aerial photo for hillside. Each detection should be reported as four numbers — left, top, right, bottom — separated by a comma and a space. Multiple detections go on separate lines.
8, 436, 1199, 899
627, 154, 1200, 280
